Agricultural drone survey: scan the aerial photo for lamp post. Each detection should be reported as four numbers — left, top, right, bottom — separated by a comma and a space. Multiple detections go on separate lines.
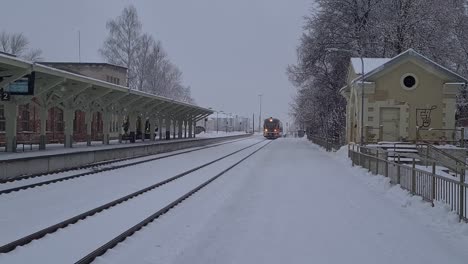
258, 94, 263, 133
326, 48, 364, 145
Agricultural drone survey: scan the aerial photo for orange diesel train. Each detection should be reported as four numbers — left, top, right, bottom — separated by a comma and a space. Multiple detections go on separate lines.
263, 117, 283, 139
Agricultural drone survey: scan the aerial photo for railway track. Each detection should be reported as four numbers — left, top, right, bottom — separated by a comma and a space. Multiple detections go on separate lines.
0, 137, 250, 195
0, 139, 270, 261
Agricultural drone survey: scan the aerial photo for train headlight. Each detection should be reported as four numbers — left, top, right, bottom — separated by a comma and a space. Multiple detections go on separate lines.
274, 129, 277, 132
264, 129, 268, 132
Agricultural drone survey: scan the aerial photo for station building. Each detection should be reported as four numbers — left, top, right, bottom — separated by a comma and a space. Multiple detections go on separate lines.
340, 49, 468, 144
0, 53, 212, 152
0, 62, 128, 144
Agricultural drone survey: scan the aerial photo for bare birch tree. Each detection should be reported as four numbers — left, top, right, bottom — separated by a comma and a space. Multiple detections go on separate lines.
100, 5, 142, 89
0, 31, 43, 61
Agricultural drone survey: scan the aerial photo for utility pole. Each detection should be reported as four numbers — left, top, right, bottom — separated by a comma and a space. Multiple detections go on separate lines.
258, 94, 263, 132
253, 113, 255, 134
78, 30, 81, 63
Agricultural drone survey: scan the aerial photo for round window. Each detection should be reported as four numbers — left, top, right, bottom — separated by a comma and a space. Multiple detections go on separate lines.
400, 73, 418, 90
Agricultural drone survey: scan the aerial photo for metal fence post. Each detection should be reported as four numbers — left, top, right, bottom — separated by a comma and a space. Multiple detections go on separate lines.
397, 154, 401, 184
358, 145, 362, 167
432, 162, 436, 207
411, 158, 416, 194
459, 167, 465, 221
368, 151, 371, 172
375, 150, 379, 175
426, 146, 430, 167
385, 152, 389, 177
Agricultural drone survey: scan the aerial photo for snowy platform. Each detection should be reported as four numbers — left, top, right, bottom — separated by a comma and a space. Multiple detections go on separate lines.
0, 133, 251, 180
0, 131, 249, 161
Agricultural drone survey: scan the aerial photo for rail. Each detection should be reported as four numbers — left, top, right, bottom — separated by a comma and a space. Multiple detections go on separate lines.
0, 139, 270, 254
349, 144, 467, 222
0, 137, 251, 195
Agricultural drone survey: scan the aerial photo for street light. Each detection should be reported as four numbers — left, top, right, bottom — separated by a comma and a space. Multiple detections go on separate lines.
326, 48, 365, 145
258, 94, 263, 133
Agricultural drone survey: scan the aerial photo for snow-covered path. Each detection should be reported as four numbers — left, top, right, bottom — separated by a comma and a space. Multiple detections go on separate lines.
96, 138, 468, 264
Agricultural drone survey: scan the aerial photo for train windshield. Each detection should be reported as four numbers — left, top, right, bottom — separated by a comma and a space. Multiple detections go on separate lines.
264, 121, 279, 130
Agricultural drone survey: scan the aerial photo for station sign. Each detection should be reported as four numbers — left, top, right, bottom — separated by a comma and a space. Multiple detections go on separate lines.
0, 88, 10, 101
1, 71, 35, 95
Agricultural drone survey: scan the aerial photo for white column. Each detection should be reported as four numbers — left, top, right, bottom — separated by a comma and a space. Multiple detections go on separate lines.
188, 118, 193, 138
178, 119, 183, 139
4, 102, 18, 152
129, 113, 137, 143
63, 108, 75, 148
39, 106, 48, 150
158, 117, 163, 140
165, 117, 171, 140
117, 114, 123, 143
140, 116, 145, 142
150, 117, 156, 141
193, 120, 197, 138
85, 111, 92, 146
102, 111, 111, 145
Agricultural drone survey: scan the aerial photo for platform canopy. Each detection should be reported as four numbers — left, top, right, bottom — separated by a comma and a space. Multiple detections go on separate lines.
0, 53, 213, 121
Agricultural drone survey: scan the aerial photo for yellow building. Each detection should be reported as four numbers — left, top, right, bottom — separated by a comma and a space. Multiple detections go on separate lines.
341, 49, 467, 144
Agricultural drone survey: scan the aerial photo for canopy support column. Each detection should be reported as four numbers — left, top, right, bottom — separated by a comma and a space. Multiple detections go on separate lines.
129, 113, 137, 143
165, 117, 171, 140
102, 111, 111, 145
39, 106, 48, 150
178, 119, 183, 139
117, 114, 123, 143
85, 111, 92, 146
188, 118, 193, 138
63, 108, 75, 148
158, 117, 163, 140
4, 102, 18, 152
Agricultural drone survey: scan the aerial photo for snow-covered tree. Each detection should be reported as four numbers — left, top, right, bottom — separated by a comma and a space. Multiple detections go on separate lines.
100, 5, 194, 103
288, 0, 468, 142
100, 5, 142, 89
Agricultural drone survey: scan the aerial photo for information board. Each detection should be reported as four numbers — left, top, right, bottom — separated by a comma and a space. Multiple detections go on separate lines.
1, 72, 35, 95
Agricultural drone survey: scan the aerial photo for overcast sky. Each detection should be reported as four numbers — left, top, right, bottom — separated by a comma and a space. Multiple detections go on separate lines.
0, 0, 311, 125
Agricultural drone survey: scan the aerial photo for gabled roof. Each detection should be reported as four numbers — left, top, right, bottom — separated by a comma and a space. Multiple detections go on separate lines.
351, 49, 468, 84
350, 58, 391, 75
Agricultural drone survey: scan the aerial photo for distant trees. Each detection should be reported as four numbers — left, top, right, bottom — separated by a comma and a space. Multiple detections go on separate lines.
288, 0, 468, 139
100, 5, 194, 104
0, 31, 43, 61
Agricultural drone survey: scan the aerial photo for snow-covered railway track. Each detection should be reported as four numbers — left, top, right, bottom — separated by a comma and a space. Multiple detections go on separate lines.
0, 139, 271, 263
0, 137, 249, 195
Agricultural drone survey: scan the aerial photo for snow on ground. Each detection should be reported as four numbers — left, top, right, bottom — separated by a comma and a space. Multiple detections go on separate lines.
0, 140, 270, 263
94, 138, 468, 264
0, 138, 263, 247
0, 138, 247, 192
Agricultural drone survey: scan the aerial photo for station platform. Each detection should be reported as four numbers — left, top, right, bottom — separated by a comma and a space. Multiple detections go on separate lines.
0, 132, 250, 180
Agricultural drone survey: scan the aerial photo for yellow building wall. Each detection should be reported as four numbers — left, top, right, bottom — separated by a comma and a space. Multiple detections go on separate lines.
368, 60, 456, 141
